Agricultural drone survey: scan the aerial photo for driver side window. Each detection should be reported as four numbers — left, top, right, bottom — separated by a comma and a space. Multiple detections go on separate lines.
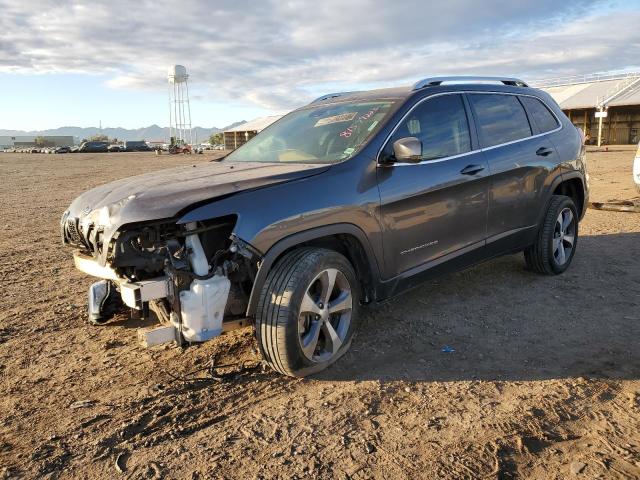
391, 94, 472, 161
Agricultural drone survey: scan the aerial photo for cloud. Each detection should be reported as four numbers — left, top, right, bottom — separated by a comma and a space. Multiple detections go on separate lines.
1, 0, 639, 110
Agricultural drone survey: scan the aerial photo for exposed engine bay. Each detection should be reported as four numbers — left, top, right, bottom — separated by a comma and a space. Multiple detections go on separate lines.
62, 214, 259, 346
58, 160, 330, 348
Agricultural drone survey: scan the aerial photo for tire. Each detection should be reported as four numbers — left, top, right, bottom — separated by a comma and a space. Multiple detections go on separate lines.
255, 248, 359, 377
524, 195, 579, 275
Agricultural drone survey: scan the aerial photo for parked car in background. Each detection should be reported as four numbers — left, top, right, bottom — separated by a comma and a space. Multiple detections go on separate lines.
123, 141, 151, 152
108, 144, 124, 152
78, 141, 109, 153
61, 76, 588, 377
55, 146, 71, 154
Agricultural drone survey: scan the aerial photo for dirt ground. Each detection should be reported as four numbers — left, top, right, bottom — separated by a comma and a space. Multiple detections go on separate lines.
0, 147, 638, 479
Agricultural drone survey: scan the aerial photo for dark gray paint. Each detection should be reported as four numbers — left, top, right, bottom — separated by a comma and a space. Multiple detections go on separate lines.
63, 82, 588, 313
64, 161, 329, 265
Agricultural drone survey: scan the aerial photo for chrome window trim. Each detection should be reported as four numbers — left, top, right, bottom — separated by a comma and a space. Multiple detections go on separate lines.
377, 90, 563, 167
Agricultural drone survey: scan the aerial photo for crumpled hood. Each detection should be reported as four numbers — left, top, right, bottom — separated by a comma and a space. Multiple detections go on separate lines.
67, 161, 329, 223
64, 161, 329, 262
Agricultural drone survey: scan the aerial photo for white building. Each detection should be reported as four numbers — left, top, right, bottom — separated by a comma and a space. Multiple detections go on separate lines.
0, 136, 75, 149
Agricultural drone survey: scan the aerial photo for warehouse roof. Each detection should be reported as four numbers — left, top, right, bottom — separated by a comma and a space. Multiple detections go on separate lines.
537, 73, 640, 110
224, 115, 283, 133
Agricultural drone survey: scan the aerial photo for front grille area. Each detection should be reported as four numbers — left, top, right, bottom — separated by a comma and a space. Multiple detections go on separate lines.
62, 216, 103, 256
66, 218, 83, 245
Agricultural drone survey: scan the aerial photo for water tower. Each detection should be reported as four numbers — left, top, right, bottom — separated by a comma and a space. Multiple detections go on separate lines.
167, 65, 193, 146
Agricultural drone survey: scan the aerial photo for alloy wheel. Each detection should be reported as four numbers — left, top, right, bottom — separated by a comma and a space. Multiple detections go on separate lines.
298, 268, 353, 362
553, 207, 576, 266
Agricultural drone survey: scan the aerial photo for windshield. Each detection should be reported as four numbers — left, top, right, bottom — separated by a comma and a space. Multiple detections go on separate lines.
225, 101, 396, 164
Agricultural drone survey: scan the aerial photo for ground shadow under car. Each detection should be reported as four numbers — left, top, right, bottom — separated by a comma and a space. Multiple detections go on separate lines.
315, 232, 640, 383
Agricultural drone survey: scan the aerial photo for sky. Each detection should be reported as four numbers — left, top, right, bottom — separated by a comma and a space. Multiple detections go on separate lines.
1, 0, 639, 131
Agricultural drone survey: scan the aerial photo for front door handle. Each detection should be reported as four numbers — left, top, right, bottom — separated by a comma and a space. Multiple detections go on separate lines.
536, 147, 554, 156
460, 164, 485, 175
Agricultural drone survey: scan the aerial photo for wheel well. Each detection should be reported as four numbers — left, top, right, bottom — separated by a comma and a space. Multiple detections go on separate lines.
553, 178, 585, 217
275, 234, 375, 303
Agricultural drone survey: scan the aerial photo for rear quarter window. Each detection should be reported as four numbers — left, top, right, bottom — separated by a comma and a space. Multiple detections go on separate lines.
469, 93, 532, 148
520, 96, 560, 133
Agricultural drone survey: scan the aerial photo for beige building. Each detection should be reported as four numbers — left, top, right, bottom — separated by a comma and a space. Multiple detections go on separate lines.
223, 115, 283, 150
537, 72, 640, 145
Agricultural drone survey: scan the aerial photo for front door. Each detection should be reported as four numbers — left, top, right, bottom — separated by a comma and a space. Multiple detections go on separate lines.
377, 93, 489, 278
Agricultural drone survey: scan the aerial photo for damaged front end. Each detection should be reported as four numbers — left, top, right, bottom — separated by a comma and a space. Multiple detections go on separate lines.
62, 212, 259, 347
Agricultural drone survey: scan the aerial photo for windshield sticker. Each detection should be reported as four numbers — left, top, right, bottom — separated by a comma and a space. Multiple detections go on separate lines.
314, 112, 357, 127
367, 120, 379, 132
343, 147, 355, 156
339, 107, 381, 138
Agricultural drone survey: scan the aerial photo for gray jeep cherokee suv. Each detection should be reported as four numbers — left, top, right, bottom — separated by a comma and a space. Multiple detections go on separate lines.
62, 76, 588, 377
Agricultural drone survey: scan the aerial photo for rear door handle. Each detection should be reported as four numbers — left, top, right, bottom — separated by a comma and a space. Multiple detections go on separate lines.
460, 164, 485, 175
536, 147, 554, 156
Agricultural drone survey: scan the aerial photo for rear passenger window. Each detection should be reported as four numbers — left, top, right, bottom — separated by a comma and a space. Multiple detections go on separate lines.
520, 96, 560, 133
469, 94, 532, 147
391, 94, 471, 161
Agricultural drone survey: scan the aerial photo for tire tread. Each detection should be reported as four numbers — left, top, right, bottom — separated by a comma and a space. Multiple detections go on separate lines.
255, 248, 356, 377
525, 195, 577, 275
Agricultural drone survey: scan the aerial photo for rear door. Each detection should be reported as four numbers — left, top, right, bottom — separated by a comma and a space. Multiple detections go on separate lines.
467, 93, 559, 240
377, 93, 489, 277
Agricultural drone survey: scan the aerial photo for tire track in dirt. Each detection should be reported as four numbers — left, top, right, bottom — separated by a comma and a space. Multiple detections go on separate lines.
1, 150, 639, 479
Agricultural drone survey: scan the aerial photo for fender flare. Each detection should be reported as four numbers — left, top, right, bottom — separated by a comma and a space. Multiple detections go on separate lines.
537, 171, 586, 227
245, 223, 381, 317
561, 170, 587, 209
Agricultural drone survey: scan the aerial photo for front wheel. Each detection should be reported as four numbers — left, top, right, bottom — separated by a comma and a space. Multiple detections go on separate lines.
255, 248, 359, 377
525, 195, 579, 274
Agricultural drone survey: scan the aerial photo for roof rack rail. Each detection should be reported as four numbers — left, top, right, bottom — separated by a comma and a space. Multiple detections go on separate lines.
310, 91, 359, 104
413, 76, 528, 90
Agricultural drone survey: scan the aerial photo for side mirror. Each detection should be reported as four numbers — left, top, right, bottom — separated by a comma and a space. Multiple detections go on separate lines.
392, 137, 422, 163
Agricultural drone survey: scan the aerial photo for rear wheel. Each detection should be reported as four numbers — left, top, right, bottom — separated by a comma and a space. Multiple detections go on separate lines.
255, 248, 359, 377
525, 195, 578, 274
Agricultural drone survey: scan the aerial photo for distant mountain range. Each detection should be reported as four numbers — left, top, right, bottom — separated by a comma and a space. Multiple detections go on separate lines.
0, 122, 246, 142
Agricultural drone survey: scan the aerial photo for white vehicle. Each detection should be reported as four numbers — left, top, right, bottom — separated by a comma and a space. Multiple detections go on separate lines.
634, 142, 640, 194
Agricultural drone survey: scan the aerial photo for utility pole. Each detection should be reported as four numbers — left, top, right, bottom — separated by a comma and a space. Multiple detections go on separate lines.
597, 109, 603, 147
596, 108, 608, 147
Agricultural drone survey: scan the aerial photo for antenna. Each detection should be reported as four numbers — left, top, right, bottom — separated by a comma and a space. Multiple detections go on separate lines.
167, 65, 193, 146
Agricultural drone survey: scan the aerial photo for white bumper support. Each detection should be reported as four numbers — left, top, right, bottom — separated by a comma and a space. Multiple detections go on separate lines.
74, 252, 170, 310
74, 253, 118, 280
120, 278, 171, 309
73, 246, 233, 347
